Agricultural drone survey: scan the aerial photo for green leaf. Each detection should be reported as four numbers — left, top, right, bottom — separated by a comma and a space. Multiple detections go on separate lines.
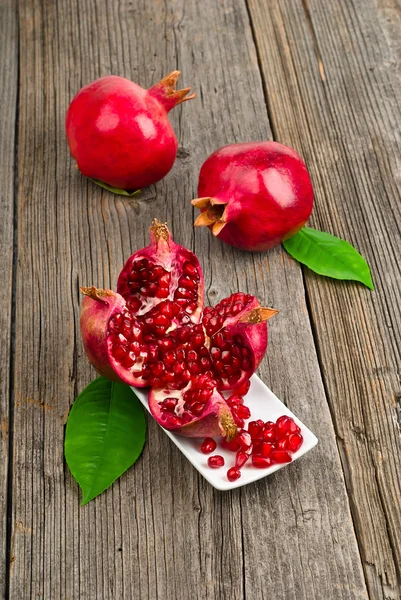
283, 226, 374, 290
65, 377, 146, 505
90, 178, 142, 197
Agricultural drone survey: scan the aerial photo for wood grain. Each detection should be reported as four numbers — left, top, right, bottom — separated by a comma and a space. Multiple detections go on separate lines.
246, 0, 401, 598
9, 0, 374, 598
0, 1, 18, 597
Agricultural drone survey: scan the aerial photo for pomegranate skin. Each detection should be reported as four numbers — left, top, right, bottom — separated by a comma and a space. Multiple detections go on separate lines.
66, 71, 195, 190
193, 141, 314, 251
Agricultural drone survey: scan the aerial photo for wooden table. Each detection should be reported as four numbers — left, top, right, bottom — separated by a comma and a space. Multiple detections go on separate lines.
1, 0, 400, 598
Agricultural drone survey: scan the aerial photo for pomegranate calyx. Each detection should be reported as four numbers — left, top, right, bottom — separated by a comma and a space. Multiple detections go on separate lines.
193, 198, 228, 235
149, 71, 196, 110
219, 410, 238, 442
239, 307, 279, 324
80, 286, 115, 303
150, 218, 170, 243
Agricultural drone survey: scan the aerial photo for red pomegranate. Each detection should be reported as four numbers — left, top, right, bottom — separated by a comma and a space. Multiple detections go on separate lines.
66, 71, 195, 190
192, 141, 314, 251
79, 220, 278, 439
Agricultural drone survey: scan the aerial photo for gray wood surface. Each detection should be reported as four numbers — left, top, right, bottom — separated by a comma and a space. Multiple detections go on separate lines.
246, 1, 401, 598
3, 0, 400, 598
0, 1, 18, 598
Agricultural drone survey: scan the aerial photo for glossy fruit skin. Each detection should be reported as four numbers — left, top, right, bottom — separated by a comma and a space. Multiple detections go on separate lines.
193, 141, 314, 251
66, 72, 195, 190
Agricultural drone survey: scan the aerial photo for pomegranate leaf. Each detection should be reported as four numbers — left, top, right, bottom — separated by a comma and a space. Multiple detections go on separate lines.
65, 376, 146, 505
283, 227, 374, 290
90, 178, 142, 197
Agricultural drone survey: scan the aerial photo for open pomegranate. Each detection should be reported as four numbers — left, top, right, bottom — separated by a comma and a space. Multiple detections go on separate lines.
66, 71, 195, 191
192, 141, 314, 251
80, 220, 278, 440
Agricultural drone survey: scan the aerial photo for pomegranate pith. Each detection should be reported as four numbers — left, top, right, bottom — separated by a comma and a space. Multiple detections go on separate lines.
192, 141, 314, 251
66, 71, 195, 191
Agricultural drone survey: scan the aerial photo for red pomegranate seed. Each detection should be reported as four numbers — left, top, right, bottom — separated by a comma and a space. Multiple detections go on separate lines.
200, 438, 217, 454
252, 440, 262, 455
261, 441, 274, 458
248, 421, 263, 440
208, 455, 225, 468
262, 429, 276, 442
222, 437, 241, 452
277, 438, 289, 451
237, 405, 251, 420
287, 432, 303, 452
252, 456, 272, 468
270, 450, 292, 464
275, 415, 292, 438
288, 419, 301, 434
235, 451, 250, 469
227, 467, 241, 482
234, 380, 251, 396
238, 430, 252, 449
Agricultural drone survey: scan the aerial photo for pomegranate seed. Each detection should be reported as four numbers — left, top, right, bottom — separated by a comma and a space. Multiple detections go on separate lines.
287, 432, 303, 452
191, 402, 204, 416
155, 287, 169, 298
270, 450, 292, 464
252, 456, 272, 468
248, 421, 263, 440
227, 394, 244, 406
288, 419, 301, 434
227, 467, 241, 482
221, 350, 232, 364
154, 313, 169, 326
182, 261, 198, 277
252, 440, 262, 455
277, 438, 289, 450
162, 397, 178, 412
237, 405, 251, 420
275, 416, 292, 438
163, 351, 176, 366
238, 430, 252, 449
208, 455, 225, 468
200, 438, 217, 454
261, 442, 274, 457
262, 429, 276, 442
222, 437, 241, 452
235, 451, 250, 469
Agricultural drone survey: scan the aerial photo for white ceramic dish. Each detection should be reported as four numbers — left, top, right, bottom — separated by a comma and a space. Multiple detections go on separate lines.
132, 374, 318, 491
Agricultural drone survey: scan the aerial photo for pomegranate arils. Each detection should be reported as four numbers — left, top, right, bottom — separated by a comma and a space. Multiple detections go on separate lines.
252, 456, 272, 468
261, 442, 274, 458
200, 438, 217, 454
235, 451, 250, 469
270, 450, 292, 464
275, 416, 292, 438
227, 467, 241, 482
248, 421, 263, 440
287, 432, 303, 452
208, 455, 225, 468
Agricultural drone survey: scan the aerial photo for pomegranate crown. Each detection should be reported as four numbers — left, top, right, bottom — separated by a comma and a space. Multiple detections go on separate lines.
149, 71, 196, 111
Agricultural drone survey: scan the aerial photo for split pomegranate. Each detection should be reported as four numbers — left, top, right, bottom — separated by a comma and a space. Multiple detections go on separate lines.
66, 71, 195, 190
192, 141, 314, 251
80, 220, 278, 440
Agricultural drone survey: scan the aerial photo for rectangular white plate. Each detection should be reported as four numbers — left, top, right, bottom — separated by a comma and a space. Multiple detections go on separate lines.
132, 374, 318, 491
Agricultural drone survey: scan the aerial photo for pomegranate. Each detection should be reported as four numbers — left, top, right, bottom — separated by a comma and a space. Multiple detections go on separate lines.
66, 71, 195, 191
192, 141, 314, 251
80, 220, 278, 440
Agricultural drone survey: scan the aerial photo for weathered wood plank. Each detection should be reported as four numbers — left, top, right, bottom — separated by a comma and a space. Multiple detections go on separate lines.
246, 0, 401, 598
0, 0, 18, 597
11, 0, 367, 598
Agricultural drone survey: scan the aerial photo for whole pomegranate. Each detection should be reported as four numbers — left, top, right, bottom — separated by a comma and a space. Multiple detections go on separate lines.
192, 141, 314, 251
80, 220, 278, 440
66, 71, 195, 190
